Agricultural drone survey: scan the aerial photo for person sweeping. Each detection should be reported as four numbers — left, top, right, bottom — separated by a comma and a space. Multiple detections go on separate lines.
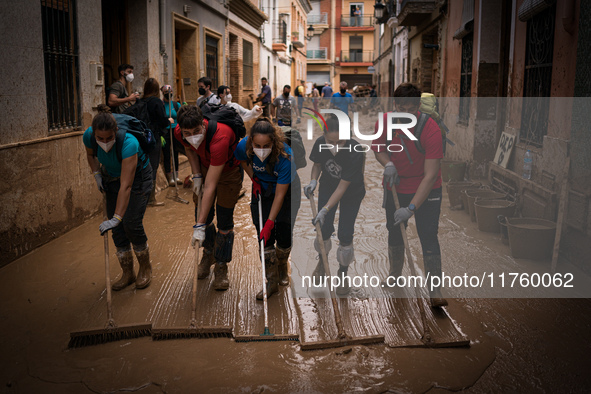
234, 118, 300, 300
83, 105, 154, 290
303, 114, 366, 296
371, 83, 447, 308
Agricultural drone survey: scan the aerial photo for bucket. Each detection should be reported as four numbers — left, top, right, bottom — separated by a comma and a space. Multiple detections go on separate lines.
498, 215, 509, 245
465, 190, 507, 222
507, 218, 556, 261
475, 200, 516, 233
441, 160, 467, 182
447, 181, 480, 210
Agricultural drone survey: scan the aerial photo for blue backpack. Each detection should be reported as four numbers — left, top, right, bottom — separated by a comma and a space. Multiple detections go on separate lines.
90, 114, 155, 162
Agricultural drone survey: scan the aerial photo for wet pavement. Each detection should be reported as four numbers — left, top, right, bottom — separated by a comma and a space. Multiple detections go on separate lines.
1, 154, 591, 393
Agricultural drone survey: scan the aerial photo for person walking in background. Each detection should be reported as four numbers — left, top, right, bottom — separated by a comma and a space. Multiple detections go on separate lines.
83, 105, 154, 290
107, 64, 139, 114
312, 83, 320, 113
161, 84, 184, 187
295, 80, 306, 123
254, 77, 272, 118
330, 81, 354, 116
272, 85, 297, 127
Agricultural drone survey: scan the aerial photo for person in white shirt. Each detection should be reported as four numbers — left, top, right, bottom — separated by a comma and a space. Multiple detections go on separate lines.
217, 85, 263, 122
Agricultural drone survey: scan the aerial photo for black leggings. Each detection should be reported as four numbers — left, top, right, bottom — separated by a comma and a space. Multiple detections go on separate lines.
385, 187, 442, 257
251, 176, 301, 250
317, 184, 365, 246
162, 128, 185, 174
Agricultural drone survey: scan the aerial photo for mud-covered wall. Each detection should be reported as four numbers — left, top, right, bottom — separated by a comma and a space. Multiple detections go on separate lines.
129, 0, 163, 90
0, 0, 104, 266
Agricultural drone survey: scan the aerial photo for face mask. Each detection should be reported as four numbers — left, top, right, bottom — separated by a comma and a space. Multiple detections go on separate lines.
225, 94, 232, 103
97, 139, 115, 153
199, 87, 206, 96
186, 134, 204, 150
125, 73, 134, 83
254, 148, 272, 162
164, 93, 171, 100
340, 89, 346, 94
283, 92, 289, 97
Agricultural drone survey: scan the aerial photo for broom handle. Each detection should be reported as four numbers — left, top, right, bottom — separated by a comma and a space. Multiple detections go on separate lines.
103, 193, 115, 327
309, 195, 347, 339
258, 196, 270, 329
191, 192, 202, 325
168, 101, 181, 197
390, 187, 431, 343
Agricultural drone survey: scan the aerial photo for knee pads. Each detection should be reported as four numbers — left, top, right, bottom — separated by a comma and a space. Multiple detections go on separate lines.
336, 244, 355, 267
214, 230, 234, 263
314, 237, 332, 255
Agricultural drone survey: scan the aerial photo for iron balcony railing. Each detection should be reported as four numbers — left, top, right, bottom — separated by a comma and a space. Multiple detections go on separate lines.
307, 47, 328, 60
340, 50, 374, 63
273, 20, 288, 44
308, 13, 328, 25
341, 14, 374, 27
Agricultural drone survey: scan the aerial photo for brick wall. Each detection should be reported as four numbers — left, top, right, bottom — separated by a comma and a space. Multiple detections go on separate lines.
226, 22, 261, 110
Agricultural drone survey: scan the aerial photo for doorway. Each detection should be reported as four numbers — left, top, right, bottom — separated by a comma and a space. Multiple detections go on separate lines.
102, 0, 129, 89
173, 14, 199, 104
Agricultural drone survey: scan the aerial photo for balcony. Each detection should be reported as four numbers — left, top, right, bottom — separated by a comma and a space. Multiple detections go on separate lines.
397, 0, 438, 26
339, 50, 374, 64
307, 47, 328, 60
272, 20, 288, 52
341, 15, 375, 29
292, 30, 305, 48
308, 13, 328, 25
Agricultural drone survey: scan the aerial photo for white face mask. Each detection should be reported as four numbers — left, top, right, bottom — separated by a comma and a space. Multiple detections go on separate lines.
125, 73, 134, 83
97, 139, 115, 153
225, 94, 232, 103
254, 148, 272, 162
185, 134, 204, 150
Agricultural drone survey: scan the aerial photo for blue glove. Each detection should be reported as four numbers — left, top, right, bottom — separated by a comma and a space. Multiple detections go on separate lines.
393, 207, 414, 227
99, 214, 122, 235
312, 206, 329, 227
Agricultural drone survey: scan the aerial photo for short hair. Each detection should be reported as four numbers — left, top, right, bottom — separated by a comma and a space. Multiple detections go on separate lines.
197, 77, 212, 89
324, 114, 340, 134
177, 105, 204, 130
261, 77, 268, 81
340, 81, 348, 88
283, 84, 291, 90
394, 83, 422, 108
117, 64, 133, 76
217, 85, 230, 96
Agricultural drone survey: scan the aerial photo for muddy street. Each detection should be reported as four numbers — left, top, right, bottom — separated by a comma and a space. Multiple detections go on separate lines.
0, 153, 590, 393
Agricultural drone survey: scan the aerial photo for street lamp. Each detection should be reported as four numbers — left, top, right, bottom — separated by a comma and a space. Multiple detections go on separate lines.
374, 0, 386, 20
306, 25, 315, 40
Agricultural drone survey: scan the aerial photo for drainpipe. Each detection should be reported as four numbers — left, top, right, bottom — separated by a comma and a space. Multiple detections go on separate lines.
160, 0, 169, 83
330, 0, 336, 84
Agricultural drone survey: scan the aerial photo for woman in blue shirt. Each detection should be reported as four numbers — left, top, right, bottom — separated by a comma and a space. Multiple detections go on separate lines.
234, 118, 301, 300
83, 105, 154, 291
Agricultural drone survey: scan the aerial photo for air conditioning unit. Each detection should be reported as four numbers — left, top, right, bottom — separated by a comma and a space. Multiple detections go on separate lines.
336, 56, 340, 62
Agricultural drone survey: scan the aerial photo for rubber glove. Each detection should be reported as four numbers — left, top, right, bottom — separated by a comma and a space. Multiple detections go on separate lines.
393, 207, 414, 227
312, 206, 329, 227
383, 162, 400, 187
303, 179, 317, 199
161, 136, 166, 147
259, 220, 275, 246
252, 176, 262, 198
93, 171, 104, 193
192, 174, 203, 196
191, 223, 206, 247
99, 214, 122, 235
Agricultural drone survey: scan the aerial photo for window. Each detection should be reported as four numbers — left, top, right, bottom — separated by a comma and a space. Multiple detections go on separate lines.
459, 32, 473, 124
206, 35, 219, 88
41, 0, 81, 132
349, 36, 363, 62
520, 5, 555, 146
243, 40, 254, 88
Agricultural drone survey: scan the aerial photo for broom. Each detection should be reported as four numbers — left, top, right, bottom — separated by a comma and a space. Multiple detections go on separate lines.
152, 192, 233, 340
69, 194, 152, 348
299, 194, 385, 351
234, 194, 299, 342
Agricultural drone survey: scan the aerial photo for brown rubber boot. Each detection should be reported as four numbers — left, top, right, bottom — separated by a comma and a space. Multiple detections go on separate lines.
197, 248, 215, 279
424, 255, 448, 307
112, 248, 135, 291
166, 172, 175, 187
275, 246, 292, 286
133, 244, 152, 289
382, 245, 405, 291
212, 262, 229, 291
257, 248, 279, 300
147, 185, 165, 206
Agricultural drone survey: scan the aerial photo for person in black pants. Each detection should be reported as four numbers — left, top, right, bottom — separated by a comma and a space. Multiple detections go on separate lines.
161, 84, 184, 186
303, 114, 366, 296
141, 78, 172, 205
234, 118, 301, 300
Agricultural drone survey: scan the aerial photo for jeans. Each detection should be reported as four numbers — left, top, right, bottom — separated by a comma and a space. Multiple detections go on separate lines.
104, 163, 153, 249
250, 175, 301, 249
317, 183, 366, 246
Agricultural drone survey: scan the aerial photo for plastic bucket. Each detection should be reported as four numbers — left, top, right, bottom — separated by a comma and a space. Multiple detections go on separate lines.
507, 218, 556, 261
441, 160, 467, 182
465, 190, 507, 222
475, 200, 516, 233
446, 181, 480, 210
498, 215, 509, 245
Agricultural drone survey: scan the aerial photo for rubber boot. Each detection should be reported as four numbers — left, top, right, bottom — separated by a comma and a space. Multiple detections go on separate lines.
197, 224, 216, 279
336, 265, 350, 296
276, 245, 292, 286
147, 185, 164, 206
424, 254, 448, 308
174, 171, 183, 185
383, 245, 405, 291
257, 248, 279, 300
133, 243, 152, 289
312, 238, 332, 278
112, 248, 135, 291
212, 262, 229, 291
166, 172, 175, 187
335, 244, 354, 296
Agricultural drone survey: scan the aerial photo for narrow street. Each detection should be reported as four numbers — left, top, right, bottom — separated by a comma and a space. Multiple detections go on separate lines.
1, 155, 590, 392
